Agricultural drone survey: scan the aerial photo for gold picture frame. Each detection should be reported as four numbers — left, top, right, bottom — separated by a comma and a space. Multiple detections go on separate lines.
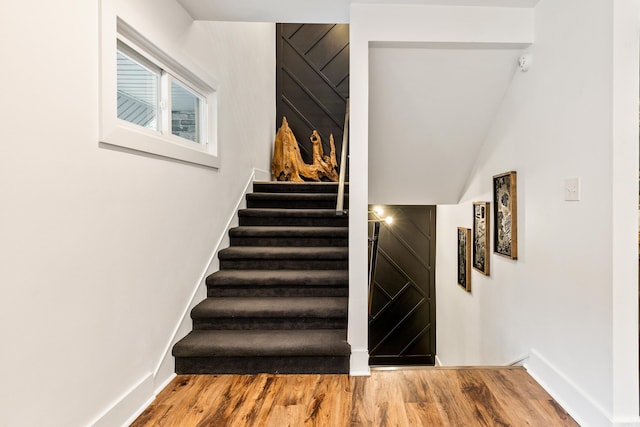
472, 202, 490, 275
457, 227, 471, 292
493, 171, 518, 260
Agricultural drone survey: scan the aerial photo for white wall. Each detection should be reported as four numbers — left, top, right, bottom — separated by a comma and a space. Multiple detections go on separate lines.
0, 0, 275, 425
435, 0, 639, 425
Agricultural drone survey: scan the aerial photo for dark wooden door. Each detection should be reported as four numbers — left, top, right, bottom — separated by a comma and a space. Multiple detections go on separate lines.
369, 205, 437, 366
276, 24, 349, 168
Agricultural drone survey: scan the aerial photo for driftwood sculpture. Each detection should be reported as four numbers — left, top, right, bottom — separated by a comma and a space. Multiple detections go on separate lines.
271, 117, 339, 182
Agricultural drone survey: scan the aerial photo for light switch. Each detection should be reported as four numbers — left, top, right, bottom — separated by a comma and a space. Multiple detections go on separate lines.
564, 177, 580, 201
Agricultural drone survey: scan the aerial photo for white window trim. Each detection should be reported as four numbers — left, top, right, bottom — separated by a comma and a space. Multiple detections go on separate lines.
100, 15, 219, 168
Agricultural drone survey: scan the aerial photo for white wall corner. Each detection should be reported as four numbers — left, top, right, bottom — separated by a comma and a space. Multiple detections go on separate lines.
505, 353, 530, 367
524, 350, 612, 427
90, 374, 154, 427
350, 348, 371, 376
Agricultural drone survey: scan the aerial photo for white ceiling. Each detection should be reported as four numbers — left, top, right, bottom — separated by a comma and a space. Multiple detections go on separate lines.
177, 0, 538, 22
177, 0, 350, 23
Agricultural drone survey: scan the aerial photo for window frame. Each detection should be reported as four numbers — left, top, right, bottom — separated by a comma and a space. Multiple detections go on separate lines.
100, 17, 219, 168
116, 43, 162, 132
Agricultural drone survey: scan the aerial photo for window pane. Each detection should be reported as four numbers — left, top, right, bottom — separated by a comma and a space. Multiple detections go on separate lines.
171, 81, 200, 143
117, 51, 159, 130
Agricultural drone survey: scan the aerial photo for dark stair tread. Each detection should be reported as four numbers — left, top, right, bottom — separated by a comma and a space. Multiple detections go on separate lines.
218, 246, 348, 260
229, 226, 348, 238
238, 208, 345, 218
191, 297, 348, 318
206, 269, 348, 286
173, 329, 350, 357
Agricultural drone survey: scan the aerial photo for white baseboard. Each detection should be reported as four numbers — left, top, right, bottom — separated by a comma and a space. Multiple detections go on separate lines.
90, 374, 154, 427
434, 355, 443, 367
612, 418, 640, 427
152, 169, 258, 378
154, 373, 176, 396
524, 349, 611, 427
350, 348, 371, 376
95, 373, 176, 427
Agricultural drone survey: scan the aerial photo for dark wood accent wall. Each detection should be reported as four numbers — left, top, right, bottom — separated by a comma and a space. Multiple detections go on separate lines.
276, 24, 349, 168
369, 206, 437, 366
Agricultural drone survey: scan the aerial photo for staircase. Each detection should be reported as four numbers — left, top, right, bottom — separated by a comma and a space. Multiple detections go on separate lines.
172, 181, 350, 374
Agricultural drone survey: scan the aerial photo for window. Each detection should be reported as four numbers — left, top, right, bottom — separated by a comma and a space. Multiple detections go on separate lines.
116, 41, 208, 147
170, 80, 202, 144
100, 17, 219, 168
116, 48, 159, 131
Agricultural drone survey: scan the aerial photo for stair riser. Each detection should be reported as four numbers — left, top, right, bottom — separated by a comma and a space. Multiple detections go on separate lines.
220, 259, 348, 270
253, 183, 348, 194
247, 199, 349, 210
175, 356, 350, 375
239, 217, 348, 227
207, 286, 348, 298
193, 317, 347, 330
230, 236, 348, 247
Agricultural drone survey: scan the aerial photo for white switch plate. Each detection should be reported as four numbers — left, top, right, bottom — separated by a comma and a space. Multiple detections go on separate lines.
564, 177, 580, 201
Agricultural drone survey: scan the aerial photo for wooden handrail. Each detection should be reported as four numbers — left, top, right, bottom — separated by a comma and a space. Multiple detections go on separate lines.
336, 99, 349, 215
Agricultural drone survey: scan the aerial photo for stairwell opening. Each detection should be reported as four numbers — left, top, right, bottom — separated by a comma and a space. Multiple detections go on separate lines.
368, 205, 437, 367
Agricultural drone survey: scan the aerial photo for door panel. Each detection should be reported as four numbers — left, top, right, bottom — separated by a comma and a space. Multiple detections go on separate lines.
369, 205, 436, 366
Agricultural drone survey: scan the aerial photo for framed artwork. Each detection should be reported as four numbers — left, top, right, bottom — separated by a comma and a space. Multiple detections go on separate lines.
472, 202, 490, 275
457, 227, 471, 292
493, 171, 518, 260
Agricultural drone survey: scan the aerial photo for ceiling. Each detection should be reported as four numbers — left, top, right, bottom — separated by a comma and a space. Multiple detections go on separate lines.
177, 0, 538, 22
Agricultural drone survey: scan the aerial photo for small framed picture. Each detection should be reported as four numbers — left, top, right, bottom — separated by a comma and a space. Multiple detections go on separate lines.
457, 227, 471, 292
473, 202, 490, 275
493, 171, 518, 260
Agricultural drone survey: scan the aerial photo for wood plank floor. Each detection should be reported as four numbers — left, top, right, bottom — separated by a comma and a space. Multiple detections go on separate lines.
131, 367, 578, 426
